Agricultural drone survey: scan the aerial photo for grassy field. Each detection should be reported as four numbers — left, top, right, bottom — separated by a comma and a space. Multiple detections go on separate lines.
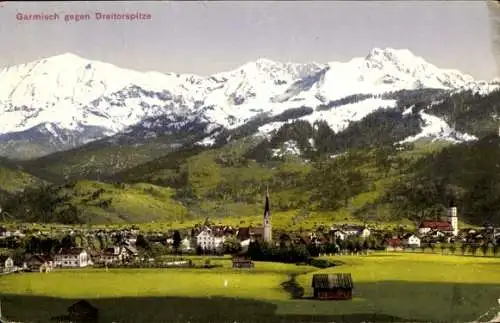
1, 253, 500, 322
293, 253, 500, 322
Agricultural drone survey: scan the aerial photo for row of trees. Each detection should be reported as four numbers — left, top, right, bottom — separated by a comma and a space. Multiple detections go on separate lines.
415, 242, 500, 257
246, 236, 386, 263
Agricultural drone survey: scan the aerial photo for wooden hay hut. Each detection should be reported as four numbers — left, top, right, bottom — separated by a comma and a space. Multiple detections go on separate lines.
311, 273, 353, 300
68, 300, 98, 322
232, 256, 254, 269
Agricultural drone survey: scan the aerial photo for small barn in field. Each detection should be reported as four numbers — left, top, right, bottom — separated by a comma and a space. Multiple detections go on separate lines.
232, 256, 254, 269
311, 273, 353, 300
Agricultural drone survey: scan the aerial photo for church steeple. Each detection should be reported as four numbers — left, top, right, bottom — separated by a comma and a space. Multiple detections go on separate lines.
447, 200, 458, 237
263, 185, 272, 243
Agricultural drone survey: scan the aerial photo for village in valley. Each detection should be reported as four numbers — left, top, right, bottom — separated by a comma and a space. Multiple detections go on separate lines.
1, 185, 500, 322
1, 192, 499, 276
1, 197, 499, 275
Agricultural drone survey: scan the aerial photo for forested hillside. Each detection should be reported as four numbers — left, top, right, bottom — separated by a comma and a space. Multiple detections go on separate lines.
0, 136, 427, 227
3, 88, 500, 227
427, 89, 500, 138
5, 130, 500, 227
383, 133, 500, 226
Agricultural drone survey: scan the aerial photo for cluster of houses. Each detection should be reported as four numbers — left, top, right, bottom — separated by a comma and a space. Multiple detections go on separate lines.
0, 245, 140, 273
1, 204, 499, 273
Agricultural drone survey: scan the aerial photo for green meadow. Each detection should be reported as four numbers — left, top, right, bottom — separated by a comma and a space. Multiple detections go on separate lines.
1, 253, 500, 322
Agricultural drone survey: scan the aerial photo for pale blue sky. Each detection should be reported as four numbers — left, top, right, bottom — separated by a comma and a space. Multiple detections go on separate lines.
0, 1, 496, 80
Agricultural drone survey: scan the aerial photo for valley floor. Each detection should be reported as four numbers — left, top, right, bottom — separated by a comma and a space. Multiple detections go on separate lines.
0, 253, 499, 322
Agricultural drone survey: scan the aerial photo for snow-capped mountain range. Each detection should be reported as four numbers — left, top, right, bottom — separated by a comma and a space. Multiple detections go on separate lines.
0, 47, 498, 159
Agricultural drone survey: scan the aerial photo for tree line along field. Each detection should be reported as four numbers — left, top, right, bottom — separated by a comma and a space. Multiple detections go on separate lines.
1, 253, 500, 323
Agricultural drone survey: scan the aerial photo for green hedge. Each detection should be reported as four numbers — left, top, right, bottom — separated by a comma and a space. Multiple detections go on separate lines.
308, 258, 339, 268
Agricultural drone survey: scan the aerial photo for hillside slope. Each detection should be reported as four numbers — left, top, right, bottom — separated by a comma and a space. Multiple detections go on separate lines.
0, 135, 452, 228
383, 132, 500, 226
0, 157, 47, 193
9, 129, 500, 228
2, 181, 188, 224
17, 130, 203, 183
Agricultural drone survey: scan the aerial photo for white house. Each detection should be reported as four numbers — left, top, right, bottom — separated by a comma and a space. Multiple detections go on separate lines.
240, 239, 251, 248
404, 235, 421, 248
125, 237, 137, 246
182, 237, 192, 251
197, 227, 226, 250
197, 228, 216, 250
343, 225, 370, 238
2, 230, 17, 238
344, 226, 363, 236
98, 246, 137, 264
332, 230, 346, 241
431, 230, 447, 238
214, 234, 226, 250
359, 228, 371, 239
0, 255, 14, 273
54, 248, 91, 268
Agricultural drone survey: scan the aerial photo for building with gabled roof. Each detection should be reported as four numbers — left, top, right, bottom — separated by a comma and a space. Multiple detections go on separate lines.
54, 248, 90, 268
312, 273, 354, 300
419, 204, 459, 236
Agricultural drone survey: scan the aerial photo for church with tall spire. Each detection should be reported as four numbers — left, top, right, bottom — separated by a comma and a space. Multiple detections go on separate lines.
263, 186, 272, 243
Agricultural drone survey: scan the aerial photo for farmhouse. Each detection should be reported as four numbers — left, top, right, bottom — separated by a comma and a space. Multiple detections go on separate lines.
313, 235, 329, 247
0, 255, 14, 273
419, 205, 459, 236
182, 236, 193, 251
385, 238, 403, 252
26, 254, 53, 272
343, 225, 370, 238
419, 221, 452, 234
330, 229, 346, 241
402, 234, 421, 248
197, 227, 216, 250
311, 273, 354, 300
213, 231, 226, 250
54, 248, 91, 268
98, 246, 137, 264
196, 227, 228, 250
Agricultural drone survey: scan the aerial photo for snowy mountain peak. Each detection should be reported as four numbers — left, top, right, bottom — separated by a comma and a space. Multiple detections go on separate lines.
33, 52, 98, 71
254, 57, 280, 66
360, 47, 475, 84
0, 49, 495, 159
364, 47, 427, 69
366, 47, 415, 60
46, 52, 85, 62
